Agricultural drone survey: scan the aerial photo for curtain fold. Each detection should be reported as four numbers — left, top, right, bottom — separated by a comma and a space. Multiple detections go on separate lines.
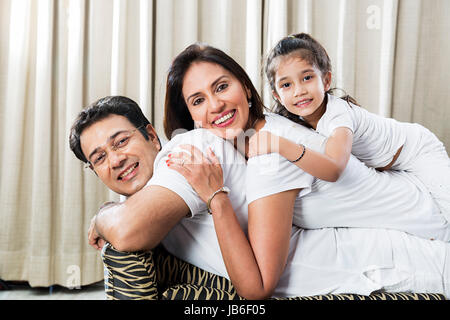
30, 0, 54, 286
377, 0, 398, 117
244, 0, 263, 92
1, 0, 33, 283
0, 0, 448, 287
138, 0, 154, 120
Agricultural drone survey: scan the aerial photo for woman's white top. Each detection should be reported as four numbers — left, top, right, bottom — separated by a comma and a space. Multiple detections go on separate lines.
316, 94, 406, 168
147, 125, 450, 298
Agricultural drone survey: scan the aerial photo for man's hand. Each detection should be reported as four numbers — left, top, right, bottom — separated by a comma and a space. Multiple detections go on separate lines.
88, 201, 120, 250
88, 215, 106, 250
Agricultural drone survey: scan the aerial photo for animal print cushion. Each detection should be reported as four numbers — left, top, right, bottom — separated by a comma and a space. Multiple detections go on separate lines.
102, 243, 158, 300
161, 283, 445, 301
153, 245, 236, 294
102, 243, 446, 300
161, 283, 243, 300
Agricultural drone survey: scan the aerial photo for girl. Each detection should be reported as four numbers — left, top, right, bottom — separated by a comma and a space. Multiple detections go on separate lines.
254, 32, 450, 219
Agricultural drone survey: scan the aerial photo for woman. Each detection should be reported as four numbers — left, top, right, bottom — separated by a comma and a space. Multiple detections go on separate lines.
163, 43, 450, 299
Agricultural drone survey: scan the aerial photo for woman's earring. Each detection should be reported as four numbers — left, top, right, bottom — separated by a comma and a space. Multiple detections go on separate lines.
248, 101, 252, 108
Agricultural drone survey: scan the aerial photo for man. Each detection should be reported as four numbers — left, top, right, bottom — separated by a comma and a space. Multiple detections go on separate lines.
70, 96, 449, 298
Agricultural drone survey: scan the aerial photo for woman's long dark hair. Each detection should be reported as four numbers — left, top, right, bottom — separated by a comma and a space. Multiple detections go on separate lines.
164, 43, 266, 140
265, 33, 359, 129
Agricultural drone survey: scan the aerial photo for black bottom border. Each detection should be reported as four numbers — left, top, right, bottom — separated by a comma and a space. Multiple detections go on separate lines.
2, 299, 448, 318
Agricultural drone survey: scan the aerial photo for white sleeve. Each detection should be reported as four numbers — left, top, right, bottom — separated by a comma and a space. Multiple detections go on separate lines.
246, 153, 314, 205
148, 159, 207, 217
147, 130, 217, 217
317, 98, 354, 136
147, 129, 246, 218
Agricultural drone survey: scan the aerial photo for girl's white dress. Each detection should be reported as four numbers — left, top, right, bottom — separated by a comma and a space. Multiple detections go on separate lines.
316, 94, 450, 221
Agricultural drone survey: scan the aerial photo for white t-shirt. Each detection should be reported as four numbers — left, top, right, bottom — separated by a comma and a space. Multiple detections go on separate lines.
247, 113, 450, 242
148, 129, 247, 277
146, 126, 450, 298
316, 94, 407, 168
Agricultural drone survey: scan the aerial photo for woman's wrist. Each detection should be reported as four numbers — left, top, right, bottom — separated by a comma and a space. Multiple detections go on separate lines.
208, 192, 230, 216
207, 186, 230, 214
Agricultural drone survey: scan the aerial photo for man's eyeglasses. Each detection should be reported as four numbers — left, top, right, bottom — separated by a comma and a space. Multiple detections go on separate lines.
85, 126, 144, 170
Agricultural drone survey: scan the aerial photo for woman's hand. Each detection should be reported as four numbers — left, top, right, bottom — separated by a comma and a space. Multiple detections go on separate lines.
248, 131, 280, 158
167, 144, 224, 204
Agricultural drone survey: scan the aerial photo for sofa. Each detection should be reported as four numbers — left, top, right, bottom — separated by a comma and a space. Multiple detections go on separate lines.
101, 243, 446, 300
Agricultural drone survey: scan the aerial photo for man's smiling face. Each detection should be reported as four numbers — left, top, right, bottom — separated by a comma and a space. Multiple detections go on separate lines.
80, 114, 160, 196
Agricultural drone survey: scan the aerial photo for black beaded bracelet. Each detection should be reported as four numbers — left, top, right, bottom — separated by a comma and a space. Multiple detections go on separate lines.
290, 144, 306, 163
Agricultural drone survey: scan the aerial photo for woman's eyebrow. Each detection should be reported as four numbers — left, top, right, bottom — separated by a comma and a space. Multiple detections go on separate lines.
210, 75, 229, 89
186, 75, 229, 103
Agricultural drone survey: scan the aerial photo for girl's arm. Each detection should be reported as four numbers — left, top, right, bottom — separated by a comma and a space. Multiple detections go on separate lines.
167, 144, 297, 299
248, 128, 353, 182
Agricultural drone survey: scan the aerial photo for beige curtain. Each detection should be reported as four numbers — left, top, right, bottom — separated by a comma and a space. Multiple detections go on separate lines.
1, 0, 449, 287
263, 0, 450, 141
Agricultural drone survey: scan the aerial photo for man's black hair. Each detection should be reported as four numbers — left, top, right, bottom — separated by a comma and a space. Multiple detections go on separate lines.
69, 96, 156, 163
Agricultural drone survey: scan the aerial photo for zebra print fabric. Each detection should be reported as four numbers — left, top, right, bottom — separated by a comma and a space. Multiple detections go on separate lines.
102, 243, 158, 300
102, 243, 446, 300
153, 245, 237, 294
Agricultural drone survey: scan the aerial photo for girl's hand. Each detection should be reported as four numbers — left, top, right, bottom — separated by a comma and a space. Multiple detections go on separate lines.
166, 144, 224, 204
248, 131, 280, 158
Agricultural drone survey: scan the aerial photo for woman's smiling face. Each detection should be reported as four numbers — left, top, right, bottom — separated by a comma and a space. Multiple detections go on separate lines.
182, 61, 251, 140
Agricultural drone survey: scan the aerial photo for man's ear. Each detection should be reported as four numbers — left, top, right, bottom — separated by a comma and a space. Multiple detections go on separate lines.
145, 124, 161, 151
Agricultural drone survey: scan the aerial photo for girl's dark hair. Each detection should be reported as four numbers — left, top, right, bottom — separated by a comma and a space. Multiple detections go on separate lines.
69, 96, 153, 163
265, 33, 359, 128
164, 43, 266, 139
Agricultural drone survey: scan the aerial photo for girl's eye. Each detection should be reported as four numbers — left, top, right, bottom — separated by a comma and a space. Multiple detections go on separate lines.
280, 82, 291, 89
303, 75, 313, 81
216, 83, 228, 92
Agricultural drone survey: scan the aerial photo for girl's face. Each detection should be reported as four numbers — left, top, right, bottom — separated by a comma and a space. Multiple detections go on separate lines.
273, 55, 331, 127
182, 61, 251, 140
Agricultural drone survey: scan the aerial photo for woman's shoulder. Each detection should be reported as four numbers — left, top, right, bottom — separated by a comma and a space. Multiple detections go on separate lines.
161, 128, 246, 164
263, 112, 299, 128
162, 129, 230, 154
263, 112, 327, 153
263, 112, 315, 133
